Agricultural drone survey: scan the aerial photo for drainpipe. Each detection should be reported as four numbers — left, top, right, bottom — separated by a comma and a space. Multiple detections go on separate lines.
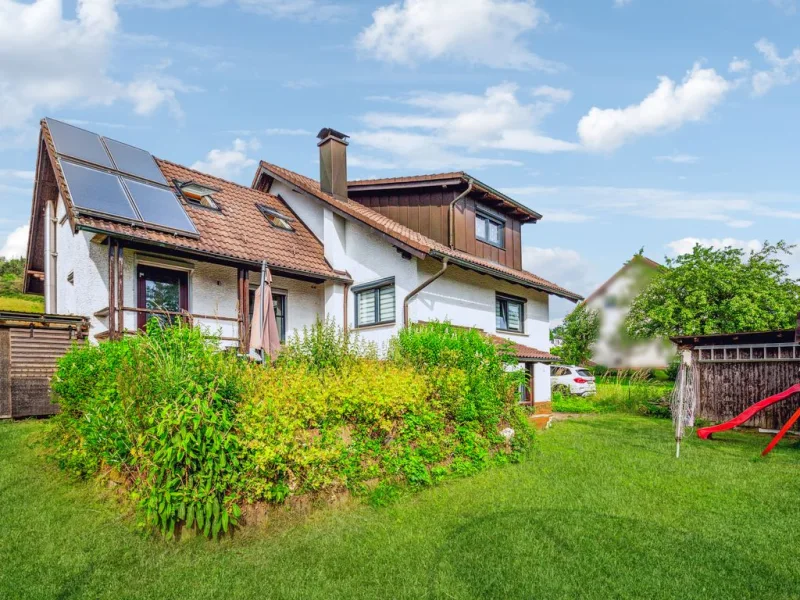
448, 178, 474, 249
403, 257, 449, 327
343, 282, 351, 335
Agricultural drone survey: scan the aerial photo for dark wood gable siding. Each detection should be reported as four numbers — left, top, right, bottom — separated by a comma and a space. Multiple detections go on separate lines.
351, 188, 456, 246
350, 187, 523, 270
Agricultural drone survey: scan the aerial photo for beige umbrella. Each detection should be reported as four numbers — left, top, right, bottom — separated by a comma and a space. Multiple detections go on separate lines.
249, 261, 281, 360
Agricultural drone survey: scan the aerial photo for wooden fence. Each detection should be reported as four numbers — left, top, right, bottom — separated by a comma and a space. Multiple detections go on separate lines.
0, 312, 88, 418
694, 355, 800, 430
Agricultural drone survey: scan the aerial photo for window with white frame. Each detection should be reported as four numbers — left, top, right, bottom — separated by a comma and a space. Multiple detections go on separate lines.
353, 278, 395, 327
496, 293, 525, 333
476, 210, 505, 248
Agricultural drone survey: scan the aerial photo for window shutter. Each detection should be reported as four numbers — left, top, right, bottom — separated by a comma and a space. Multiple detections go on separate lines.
379, 287, 395, 323
358, 290, 376, 326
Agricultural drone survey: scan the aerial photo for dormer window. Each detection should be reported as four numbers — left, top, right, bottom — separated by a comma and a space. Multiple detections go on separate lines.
176, 180, 220, 210
257, 204, 294, 231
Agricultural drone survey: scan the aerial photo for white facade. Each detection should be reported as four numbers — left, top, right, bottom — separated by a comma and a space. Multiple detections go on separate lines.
585, 260, 673, 368
43, 180, 554, 404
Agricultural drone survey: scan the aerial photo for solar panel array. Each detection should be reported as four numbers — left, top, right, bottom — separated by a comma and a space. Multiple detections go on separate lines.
45, 118, 197, 235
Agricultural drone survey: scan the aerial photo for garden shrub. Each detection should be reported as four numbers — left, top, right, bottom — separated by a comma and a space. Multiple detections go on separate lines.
50, 319, 533, 538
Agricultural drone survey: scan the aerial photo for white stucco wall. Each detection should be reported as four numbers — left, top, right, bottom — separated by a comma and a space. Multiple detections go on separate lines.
586, 264, 673, 368
414, 259, 550, 352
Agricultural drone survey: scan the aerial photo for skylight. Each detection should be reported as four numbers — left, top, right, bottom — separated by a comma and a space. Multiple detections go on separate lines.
257, 204, 294, 231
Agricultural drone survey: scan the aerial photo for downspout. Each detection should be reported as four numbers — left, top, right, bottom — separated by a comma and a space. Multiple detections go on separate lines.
343, 282, 351, 335
403, 257, 449, 327
448, 178, 474, 249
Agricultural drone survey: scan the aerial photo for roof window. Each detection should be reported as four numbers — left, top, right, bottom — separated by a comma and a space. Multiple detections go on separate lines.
257, 204, 294, 231
176, 180, 220, 210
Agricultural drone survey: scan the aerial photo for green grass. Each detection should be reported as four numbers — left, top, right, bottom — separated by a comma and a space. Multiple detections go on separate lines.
2, 415, 799, 599
553, 381, 673, 416
0, 294, 44, 313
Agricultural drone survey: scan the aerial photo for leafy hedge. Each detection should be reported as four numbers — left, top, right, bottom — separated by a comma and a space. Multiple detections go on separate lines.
49, 320, 532, 538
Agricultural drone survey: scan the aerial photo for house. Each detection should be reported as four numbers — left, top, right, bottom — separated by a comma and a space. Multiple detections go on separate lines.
23, 118, 581, 407
583, 254, 673, 368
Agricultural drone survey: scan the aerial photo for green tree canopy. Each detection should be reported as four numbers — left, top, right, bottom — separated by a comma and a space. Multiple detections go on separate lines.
625, 241, 800, 338
551, 303, 600, 366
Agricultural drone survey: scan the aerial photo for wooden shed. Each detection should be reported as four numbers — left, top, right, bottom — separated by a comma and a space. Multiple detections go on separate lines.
0, 312, 88, 419
671, 329, 800, 430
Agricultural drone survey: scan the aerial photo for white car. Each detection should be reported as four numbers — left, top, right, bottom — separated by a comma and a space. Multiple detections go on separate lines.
550, 365, 597, 396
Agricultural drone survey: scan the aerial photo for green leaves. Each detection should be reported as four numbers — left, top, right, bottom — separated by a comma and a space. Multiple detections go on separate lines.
626, 241, 800, 338
551, 304, 600, 367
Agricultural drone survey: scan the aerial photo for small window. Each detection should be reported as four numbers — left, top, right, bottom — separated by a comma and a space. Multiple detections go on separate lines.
496, 294, 524, 333
354, 278, 395, 328
176, 180, 220, 210
476, 210, 505, 249
66, 271, 74, 285
256, 204, 294, 231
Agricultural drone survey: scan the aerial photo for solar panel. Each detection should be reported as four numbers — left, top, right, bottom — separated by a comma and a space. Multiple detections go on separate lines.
60, 161, 139, 220
45, 118, 114, 169
122, 178, 197, 234
103, 137, 167, 185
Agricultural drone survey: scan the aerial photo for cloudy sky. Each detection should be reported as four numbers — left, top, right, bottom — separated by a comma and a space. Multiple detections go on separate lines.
2, 0, 799, 320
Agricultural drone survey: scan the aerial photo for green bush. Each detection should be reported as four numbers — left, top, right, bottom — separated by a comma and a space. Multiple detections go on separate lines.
51, 321, 248, 538
50, 319, 531, 538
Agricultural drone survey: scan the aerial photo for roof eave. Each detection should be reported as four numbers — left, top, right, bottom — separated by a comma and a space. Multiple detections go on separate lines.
429, 251, 582, 302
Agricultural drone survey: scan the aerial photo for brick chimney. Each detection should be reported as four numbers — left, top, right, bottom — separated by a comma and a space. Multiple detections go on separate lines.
317, 127, 349, 200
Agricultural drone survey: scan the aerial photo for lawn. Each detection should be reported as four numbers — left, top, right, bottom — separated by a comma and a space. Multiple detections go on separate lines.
1, 415, 799, 599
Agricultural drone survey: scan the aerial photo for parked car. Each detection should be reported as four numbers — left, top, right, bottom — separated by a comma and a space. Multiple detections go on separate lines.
550, 365, 596, 396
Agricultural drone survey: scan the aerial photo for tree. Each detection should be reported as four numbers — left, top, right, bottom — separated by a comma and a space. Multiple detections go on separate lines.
625, 241, 800, 338
551, 303, 600, 366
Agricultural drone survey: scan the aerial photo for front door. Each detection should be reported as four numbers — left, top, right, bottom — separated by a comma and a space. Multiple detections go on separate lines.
137, 265, 189, 329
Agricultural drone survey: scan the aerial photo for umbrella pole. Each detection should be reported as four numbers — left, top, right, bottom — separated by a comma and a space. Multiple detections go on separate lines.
259, 260, 267, 363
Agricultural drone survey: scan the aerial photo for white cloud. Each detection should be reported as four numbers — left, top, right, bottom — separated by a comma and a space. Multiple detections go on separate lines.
522, 246, 598, 323
613, 0, 633, 6
751, 39, 800, 96
0, 0, 195, 131
543, 211, 594, 223
768, 0, 797, 15
532, 85, 573, 103
729, 57, 751, 73
356, 0, 558, 71
0, 169, 34, 180
654, 153, 700, 164
577, 63, 731, 152
122, 0, 346, 20
353, 83, 578, 171
265, 128, 313, 136
0, 224, 29, 259
504, 184, 800, 228
191, 138, 261, 180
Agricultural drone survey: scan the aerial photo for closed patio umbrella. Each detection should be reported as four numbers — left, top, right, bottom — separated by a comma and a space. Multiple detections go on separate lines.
249, 261, 281, 360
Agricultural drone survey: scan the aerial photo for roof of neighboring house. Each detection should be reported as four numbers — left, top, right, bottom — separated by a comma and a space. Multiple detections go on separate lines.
256, 161, 582, 302
31, 119, 344, 283
583, 254, 663, 306
348, 171, 542, 222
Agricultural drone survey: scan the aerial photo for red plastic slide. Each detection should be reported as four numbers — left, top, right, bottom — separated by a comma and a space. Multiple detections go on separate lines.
697, 383, 800, 440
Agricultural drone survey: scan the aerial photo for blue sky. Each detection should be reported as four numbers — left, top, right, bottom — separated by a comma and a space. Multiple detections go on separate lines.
2, 0, 800, 320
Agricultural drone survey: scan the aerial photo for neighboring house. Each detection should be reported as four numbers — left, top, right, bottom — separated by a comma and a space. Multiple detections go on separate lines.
23, 119, 581, 406
584, 255, 673, 368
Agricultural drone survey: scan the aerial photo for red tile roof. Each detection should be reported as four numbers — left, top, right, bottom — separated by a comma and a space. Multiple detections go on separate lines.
258, 161, 582, 302
39, 120, 343, 282
489, 334, 559, 361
